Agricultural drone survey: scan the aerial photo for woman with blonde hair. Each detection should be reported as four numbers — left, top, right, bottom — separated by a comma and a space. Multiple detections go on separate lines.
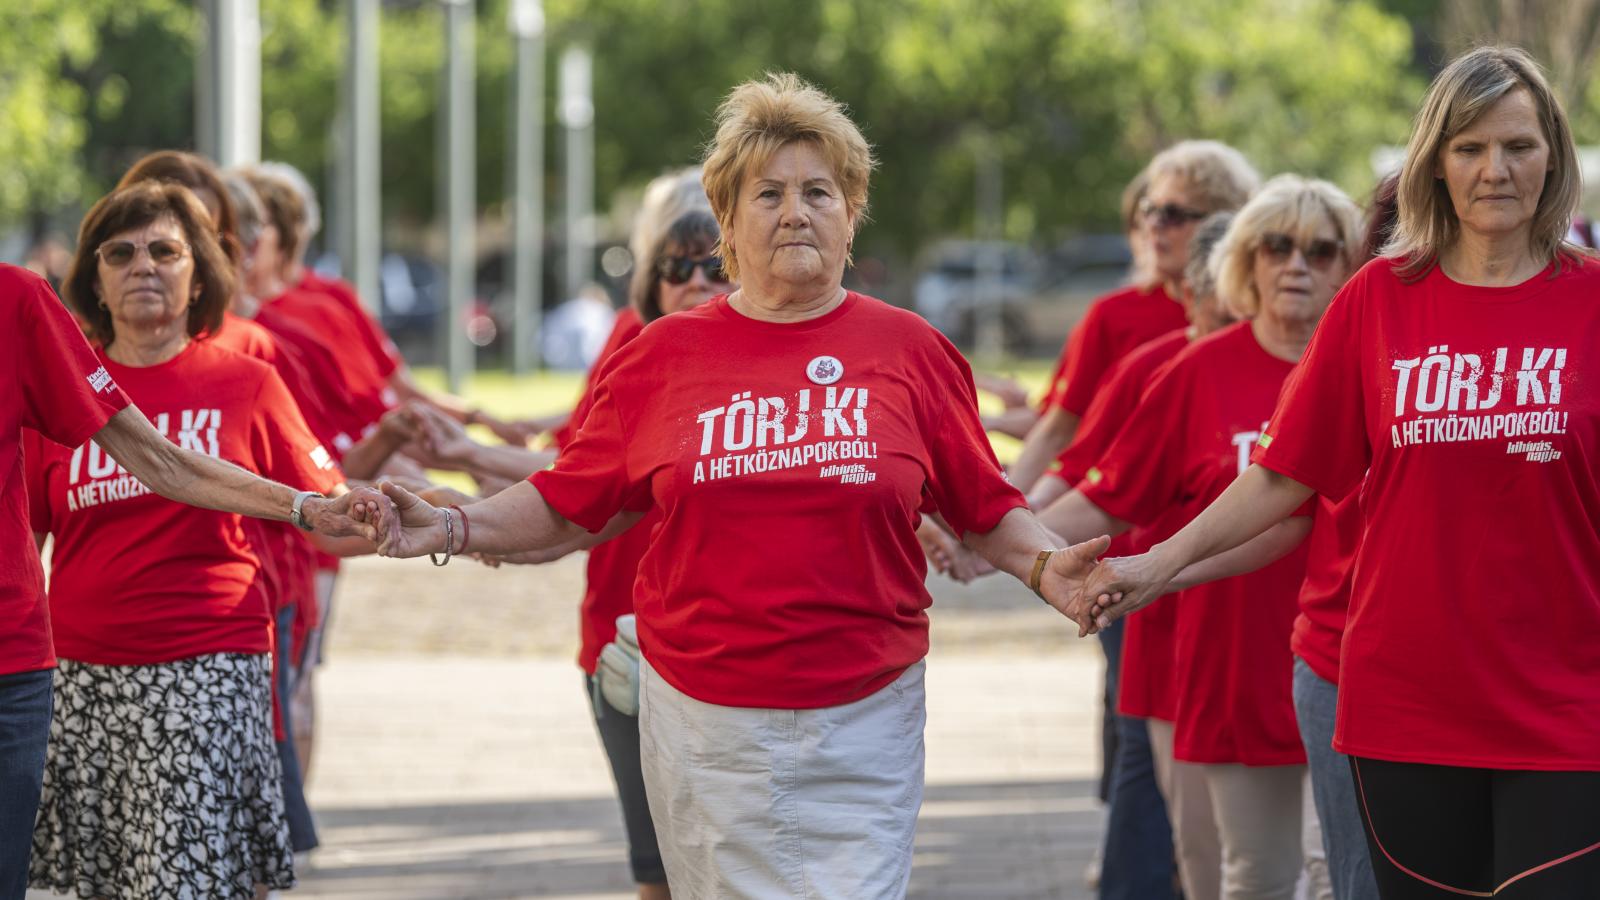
365, 73, 1110, 897
1075, 46, 1600, 897
1036, 174, 1362, 899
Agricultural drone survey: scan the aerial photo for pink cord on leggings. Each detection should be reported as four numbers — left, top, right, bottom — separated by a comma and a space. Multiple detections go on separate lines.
1351, 758, 1600, 897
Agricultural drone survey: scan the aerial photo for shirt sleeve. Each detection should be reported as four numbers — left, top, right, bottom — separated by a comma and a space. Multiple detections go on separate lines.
248, 366, 345, 495
915, 331, 1027, 536
22, 428, 54, 535
531, 368, 649, 533
1055, 302, 1115, 416
1251, 277, 1370, 500
15, 274, 128, 447
1057, 352, 1144, 485
1075, 357, 1191, 527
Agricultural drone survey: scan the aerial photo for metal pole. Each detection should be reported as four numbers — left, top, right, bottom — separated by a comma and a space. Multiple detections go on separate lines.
509, 0, 545, 373
974, 138, 1005, 359
559, 45, 594, 305
439, 0, 475, 392
345, 0, 381, 313
197, 0, 261, 165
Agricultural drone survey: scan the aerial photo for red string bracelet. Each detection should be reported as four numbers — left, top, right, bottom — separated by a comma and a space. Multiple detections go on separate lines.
450, 505, 471, 554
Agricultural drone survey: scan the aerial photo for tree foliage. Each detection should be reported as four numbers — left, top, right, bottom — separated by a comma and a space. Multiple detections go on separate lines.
10, 0, 1568, 256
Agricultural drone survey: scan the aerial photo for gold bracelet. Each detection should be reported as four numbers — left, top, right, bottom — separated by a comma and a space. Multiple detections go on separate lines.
1028, 549, 1055, 600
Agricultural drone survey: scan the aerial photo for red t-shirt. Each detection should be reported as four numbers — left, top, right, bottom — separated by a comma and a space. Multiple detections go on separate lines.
259, 285, 396, 440
1291, 492, 1360, 686
553, 307, 645, 451
533, 292, 1026, 708
0, 265, 129, 675
298, 271, 404, 379
1051, 282, 1187, 417
1254, 256, 1600, 770
1052, 328, 1190, 722
1081, 321, 1310, 765
555, 307, 653, 674
255, 293, 389, 454
26, 341, 342, 666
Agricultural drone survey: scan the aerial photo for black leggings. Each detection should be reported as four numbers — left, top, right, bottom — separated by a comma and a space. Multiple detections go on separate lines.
1350, 756, 1600, 898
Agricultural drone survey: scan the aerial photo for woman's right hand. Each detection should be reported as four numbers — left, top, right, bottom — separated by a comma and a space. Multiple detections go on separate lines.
1067, 550, 1182, 635
371, 481, 449, 558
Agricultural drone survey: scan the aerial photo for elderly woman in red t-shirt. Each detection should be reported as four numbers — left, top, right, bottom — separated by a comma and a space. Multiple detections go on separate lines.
367, 73, 1107, 897
1076, 47, 1600, 896
1031, 174, 1362, 899
24, 182, 374, 899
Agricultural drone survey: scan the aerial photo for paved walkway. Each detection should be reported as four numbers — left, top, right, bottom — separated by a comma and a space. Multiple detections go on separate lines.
29, 557, 1112, 899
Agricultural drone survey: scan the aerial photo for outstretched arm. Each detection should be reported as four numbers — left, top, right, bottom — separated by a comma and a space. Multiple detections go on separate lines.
961, 506, 1112, 618
370, 479, 593, 559
93, 406, 383, 540
1008, 407, 1080, 495
1066, 464, 1314, 634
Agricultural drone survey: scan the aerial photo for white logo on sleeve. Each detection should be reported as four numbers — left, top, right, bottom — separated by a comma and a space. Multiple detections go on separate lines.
806, 355, 843, 385
86, 367, 114, 393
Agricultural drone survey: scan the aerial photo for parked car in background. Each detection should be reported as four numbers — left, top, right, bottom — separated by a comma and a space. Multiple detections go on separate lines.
912, 235, 1132, 356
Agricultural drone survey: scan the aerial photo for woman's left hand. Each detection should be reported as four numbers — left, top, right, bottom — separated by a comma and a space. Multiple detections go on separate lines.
304, 487, 389, 542
1036, 535, 1112, 627
369, 481, 449, 558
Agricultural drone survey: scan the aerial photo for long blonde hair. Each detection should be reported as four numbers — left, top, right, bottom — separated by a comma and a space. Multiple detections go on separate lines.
1386, 46, 1582, 277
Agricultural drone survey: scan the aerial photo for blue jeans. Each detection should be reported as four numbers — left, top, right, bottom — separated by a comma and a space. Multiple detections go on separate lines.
0, 668, 52, 899
1099, 618, 1179, 899
1292, 658, 1378, 900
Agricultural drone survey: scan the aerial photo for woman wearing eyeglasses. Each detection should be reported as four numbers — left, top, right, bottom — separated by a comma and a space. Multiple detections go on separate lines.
1034, 175, 1362, 899
24, 181, 373, 899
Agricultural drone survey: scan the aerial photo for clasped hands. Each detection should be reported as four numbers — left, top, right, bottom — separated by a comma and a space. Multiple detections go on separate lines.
1032, 540, 1178, 638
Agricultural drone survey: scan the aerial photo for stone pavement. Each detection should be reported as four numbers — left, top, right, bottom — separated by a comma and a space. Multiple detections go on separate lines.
28, 557, 1112, 900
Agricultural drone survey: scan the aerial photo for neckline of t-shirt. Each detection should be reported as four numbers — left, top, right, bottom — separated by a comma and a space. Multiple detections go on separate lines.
1424, 258, 1561, 303
711, 289, 860, 332
99, 337, 202, 375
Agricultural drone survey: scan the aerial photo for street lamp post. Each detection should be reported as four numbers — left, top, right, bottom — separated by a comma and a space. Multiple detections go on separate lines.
439, 0, 475, 392
344, 0, 381, 314
559, 45, 594, 307
509, 0, 545, 373
196, 0, 261, 167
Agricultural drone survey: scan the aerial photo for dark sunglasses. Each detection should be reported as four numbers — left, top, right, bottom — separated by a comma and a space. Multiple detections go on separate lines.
656, 255, 727, 285
1139, 200, 1208, 228
1257, 232, 1344, 269
96, 238, 191, 268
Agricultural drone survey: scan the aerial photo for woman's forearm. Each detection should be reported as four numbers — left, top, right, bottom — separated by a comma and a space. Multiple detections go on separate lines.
463, 443, 556, 482
1164, 515, 1313, 592
433, 480, 589, 557
1149, 464, 1315, 583
94, 406, 378, 539
964, 507, 1061, 583
95, 406, 298, 521
340, 429, 407, 481
1035, 488, 1130, 546
1008, 407, 1081, 494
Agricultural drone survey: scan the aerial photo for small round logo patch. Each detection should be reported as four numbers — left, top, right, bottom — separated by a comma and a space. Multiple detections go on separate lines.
806, 355, 843, 385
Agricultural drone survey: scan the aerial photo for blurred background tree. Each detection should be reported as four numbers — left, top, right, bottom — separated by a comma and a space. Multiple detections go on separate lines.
4, 0, 1594, 253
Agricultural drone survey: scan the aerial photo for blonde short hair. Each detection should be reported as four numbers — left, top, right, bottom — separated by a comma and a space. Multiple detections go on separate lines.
1146, 140, 1261, 215
1387, 46, 1582, 277
1213, 174, 1362, 319
702, 73, 875, 282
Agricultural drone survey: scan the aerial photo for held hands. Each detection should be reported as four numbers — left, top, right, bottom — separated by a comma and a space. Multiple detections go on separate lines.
304, 487, 391, 542
1062, 550, 1180, 637
1035, 535, 1113, 629
361, 481, 449, 558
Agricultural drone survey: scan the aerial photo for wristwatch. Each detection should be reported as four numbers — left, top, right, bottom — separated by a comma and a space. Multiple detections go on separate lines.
290, 491, 324, 532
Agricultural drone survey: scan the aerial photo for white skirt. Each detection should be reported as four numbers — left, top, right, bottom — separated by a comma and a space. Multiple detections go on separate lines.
639, 658, 927, 899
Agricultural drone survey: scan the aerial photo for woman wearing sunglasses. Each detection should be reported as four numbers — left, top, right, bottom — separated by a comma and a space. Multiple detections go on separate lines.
1078, 47, 1600, 897
1033, 175, 1362, 899
24, 181, 378, 900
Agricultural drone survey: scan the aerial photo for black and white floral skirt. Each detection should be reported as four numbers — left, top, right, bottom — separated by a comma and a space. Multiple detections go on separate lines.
30, 653, 295, 900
